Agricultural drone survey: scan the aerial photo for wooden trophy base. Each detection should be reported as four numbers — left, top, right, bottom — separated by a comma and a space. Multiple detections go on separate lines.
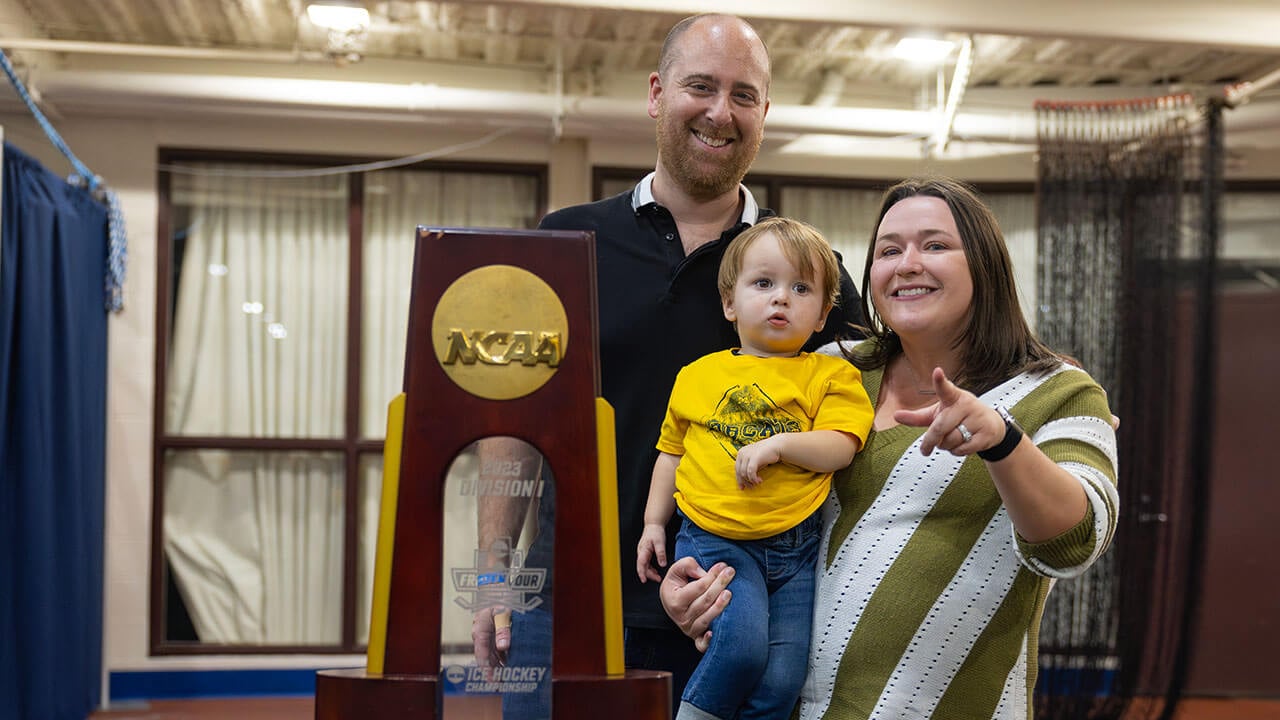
315, 668, 670, 720
315, 668, 439, 719
555, 670, 671, 719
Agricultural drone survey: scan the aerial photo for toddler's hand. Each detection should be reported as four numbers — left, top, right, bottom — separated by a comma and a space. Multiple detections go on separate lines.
735, 436, 782, 488
636, 523, 669, 583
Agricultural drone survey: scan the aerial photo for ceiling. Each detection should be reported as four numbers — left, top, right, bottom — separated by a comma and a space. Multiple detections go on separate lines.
2, 0, 1279, 160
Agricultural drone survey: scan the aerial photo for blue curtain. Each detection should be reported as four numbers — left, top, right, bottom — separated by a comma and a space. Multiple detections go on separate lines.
0, 142, 107, 720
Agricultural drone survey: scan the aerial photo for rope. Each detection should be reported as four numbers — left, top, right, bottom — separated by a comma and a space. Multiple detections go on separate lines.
67, 174, 128, 312
1, 48, 127, 312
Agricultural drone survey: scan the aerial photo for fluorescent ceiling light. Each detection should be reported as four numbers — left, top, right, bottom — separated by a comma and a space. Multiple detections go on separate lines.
307, 3, 370, 32
892, 37, 956, 64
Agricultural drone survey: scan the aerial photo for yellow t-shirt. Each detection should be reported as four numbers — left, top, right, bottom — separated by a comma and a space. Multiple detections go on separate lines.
656, 349, 873, 540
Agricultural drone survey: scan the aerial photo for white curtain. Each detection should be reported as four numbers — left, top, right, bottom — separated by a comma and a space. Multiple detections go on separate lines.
165, 165, 349, 644
985, 192, 1039, 329
359, 169, 539, 437
359, 169, 539, 647
165, 164, 539, 647
780, 185, 882, 284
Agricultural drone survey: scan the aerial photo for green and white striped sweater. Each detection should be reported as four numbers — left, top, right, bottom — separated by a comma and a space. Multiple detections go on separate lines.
800, 351, 1118, 720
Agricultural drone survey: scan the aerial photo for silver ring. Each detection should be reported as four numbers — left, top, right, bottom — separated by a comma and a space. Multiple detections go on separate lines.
956, 423, 973, 443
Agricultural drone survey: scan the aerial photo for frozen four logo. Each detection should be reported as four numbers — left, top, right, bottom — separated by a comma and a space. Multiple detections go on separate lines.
452, 538, 546, 614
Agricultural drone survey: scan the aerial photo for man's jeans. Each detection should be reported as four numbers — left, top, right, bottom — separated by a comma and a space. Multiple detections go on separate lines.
501, 604, 553, 719
624, 624, 705, 718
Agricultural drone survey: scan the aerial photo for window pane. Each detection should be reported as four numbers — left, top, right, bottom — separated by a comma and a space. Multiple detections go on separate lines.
357, 454, 382, 646
1224, 192, 1280, 260
598, 176, 637, 200
163, 449, 344, 645
984, 193, 1038, 329
360, 169, 539, 438
358, 444, 541, 661
780, 183, 881, 284
166, 165, 349, 438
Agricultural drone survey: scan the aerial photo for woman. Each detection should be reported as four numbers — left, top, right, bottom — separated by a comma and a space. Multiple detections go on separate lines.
661, 177, 1118, 720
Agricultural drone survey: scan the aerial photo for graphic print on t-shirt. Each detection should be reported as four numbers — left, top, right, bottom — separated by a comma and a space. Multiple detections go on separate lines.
705, 384, 802, 459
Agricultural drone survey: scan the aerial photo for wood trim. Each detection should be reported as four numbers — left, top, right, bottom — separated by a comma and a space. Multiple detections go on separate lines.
158, 147, 545, 178
150, 156, 174, 655
341, 172, 364, 650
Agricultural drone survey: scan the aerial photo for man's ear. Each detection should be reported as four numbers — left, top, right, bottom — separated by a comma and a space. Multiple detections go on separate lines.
648, 72, 663, 120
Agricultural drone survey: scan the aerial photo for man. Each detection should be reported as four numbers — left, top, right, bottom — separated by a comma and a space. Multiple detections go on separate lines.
472, 14, 864, 717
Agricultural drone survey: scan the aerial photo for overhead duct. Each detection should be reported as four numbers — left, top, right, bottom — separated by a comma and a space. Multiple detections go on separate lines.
24, 70, 1280, 149
25, 70, 1041, 143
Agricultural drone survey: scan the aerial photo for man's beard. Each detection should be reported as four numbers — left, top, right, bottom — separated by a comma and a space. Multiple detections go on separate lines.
656, 113, 760, 201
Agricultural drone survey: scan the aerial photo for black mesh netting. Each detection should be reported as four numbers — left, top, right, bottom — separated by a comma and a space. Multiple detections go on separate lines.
1033, 95, 1223, 720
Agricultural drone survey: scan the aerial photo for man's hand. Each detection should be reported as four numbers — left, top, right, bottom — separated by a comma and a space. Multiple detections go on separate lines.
472, 607, 512, 668
659, 557, 735, 652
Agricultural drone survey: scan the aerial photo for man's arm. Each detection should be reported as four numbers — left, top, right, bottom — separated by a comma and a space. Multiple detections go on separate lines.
476, 437, 538, 553
471, 436, 541, 668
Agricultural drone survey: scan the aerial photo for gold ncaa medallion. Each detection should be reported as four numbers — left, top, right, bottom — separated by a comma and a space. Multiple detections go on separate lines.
431, 264, 568, 400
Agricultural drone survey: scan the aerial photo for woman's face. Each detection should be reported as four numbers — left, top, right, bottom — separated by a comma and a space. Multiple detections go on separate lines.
869, 195, 974, 343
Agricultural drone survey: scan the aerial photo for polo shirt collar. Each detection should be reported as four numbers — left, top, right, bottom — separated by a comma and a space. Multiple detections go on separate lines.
631, 171, 761, 226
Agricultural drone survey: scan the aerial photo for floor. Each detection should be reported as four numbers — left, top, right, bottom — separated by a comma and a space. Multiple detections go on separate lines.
89, 696, 1280, 719
92, 695, 499, 719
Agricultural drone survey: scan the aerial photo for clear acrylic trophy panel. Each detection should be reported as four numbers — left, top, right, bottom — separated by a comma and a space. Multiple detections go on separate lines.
441, 438, 553, 718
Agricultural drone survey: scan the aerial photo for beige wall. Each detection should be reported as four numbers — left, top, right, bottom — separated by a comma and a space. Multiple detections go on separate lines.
2, 110, 569, 675
1, 103, 1274, 683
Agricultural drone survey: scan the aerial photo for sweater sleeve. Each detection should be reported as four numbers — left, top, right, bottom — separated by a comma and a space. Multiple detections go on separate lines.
1013, 370, 1119, 578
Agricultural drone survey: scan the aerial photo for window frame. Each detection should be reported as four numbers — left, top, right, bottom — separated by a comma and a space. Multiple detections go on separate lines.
150, 148, 547, 655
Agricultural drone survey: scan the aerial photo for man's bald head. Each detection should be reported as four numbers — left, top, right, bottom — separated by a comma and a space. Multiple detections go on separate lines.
657, 14, 771, 93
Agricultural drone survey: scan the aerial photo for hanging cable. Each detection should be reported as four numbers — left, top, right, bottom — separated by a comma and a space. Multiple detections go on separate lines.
1, 48, 127, 312
156, 126, 518, 179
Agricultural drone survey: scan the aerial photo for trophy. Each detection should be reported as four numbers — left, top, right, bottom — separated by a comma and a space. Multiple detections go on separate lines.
315, 227, 670, 719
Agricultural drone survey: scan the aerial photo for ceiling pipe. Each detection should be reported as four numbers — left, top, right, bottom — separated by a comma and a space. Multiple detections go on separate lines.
804, 70, 846, 107
24, 70, 1280, 148
29, 70, 1047, 142
0, 38, 315, 63
928, 36, 975, 156
1225, 64, 1280, 107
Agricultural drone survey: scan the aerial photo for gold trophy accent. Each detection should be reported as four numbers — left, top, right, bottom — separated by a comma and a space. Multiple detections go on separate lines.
431, 264, 569, 400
